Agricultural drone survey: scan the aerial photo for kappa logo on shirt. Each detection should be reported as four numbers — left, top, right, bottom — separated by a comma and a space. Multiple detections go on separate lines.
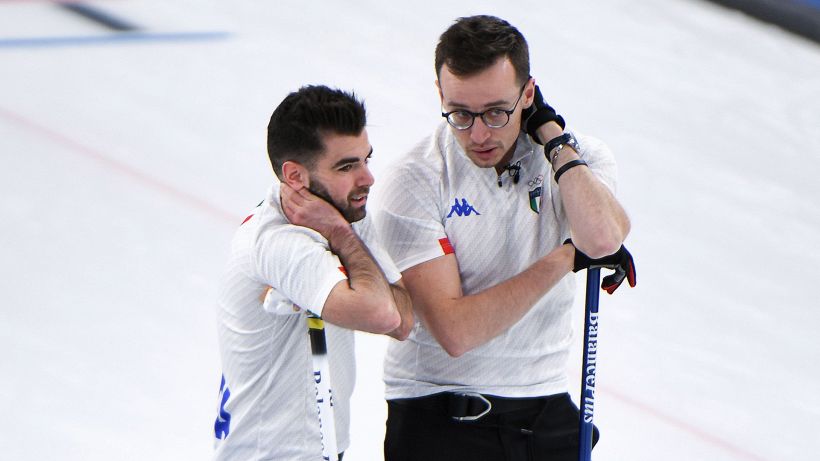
447, 198, 481, 218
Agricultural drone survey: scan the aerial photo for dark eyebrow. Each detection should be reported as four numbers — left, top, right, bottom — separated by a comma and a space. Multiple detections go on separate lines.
331, 147, 373, 169
445, 98, 511, 111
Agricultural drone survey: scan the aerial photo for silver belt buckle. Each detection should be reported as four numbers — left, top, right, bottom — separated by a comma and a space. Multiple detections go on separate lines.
451, 392, 492, 422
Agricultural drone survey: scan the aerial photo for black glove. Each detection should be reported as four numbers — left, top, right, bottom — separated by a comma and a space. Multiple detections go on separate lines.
566, 239, 636, 294
521, 82, 565, 144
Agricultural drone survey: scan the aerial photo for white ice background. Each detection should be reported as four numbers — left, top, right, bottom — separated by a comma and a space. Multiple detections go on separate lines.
1, 1, 819, 460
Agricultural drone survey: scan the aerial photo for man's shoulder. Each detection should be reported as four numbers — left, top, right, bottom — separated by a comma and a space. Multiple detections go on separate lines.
234, 194, 328, 256
256, 214, 326, 248
571, 129, 612, 159
385, 124, 453, 185
399, 131, 446, 168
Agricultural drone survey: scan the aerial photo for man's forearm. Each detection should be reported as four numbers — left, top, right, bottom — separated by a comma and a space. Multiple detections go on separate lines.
327, 225, 393, 299
318, 224, 400, 334
553, 152, 630, 257
446, 247, 573, 354
535, 126, 629, 257
386, 284, 414, 340
406, 244, 574, 357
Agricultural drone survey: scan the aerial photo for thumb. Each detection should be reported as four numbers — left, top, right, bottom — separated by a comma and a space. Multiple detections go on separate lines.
601, 267, 626, 295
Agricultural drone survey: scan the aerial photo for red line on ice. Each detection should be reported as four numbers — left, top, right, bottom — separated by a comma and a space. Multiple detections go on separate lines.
1, 105, 769, 461
604, 386, 769, 461
0, 106, 241, 224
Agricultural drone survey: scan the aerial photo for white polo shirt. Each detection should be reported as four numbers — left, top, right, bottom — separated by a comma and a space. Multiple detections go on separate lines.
374, 122, 617, 400
213, 182, 400, 460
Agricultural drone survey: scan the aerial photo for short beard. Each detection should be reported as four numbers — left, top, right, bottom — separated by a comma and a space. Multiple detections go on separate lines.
308, 180, 366, 223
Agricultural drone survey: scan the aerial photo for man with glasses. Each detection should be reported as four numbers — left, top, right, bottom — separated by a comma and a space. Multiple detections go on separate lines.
374, 15, 635, 460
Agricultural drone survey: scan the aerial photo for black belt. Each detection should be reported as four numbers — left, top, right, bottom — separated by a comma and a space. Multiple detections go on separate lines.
391, 392, 552, 422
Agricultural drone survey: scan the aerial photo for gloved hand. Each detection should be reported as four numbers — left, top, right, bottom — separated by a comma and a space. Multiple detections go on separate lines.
566, 239, 636, 294
521, 82, 565, 144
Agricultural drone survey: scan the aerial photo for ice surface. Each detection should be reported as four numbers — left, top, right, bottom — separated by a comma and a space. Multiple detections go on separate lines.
2, 1, 819, 459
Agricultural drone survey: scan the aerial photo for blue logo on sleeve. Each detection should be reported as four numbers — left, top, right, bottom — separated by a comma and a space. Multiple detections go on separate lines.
447, 198, 481, 218
214, 375, 232, 439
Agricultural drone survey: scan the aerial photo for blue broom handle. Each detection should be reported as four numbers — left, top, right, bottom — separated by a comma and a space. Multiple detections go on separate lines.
578, 267, 601, 461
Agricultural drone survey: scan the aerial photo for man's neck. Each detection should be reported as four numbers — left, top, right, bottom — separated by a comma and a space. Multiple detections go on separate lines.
494, 140, 518, 174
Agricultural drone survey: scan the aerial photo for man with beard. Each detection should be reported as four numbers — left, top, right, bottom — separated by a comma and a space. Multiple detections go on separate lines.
212, 85, 413, 460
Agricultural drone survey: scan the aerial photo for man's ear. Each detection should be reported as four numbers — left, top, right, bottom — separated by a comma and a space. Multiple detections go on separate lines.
522, 77, 535, 109
281, 161, 309, 190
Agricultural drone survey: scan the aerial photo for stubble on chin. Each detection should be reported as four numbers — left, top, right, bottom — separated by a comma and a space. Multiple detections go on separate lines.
307, 183, 365, 224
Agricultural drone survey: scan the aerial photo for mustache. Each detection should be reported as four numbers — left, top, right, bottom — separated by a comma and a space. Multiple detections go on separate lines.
348, 186, 370, 198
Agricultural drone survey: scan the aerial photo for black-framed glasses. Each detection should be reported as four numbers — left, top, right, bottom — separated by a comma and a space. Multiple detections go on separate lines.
441, 83, 527, 130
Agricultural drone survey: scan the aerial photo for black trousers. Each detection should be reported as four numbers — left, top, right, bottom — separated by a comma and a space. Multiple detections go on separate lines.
384, 392, 598, 461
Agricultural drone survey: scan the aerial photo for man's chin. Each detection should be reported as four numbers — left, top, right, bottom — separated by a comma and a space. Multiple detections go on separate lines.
344, 207, 367, 223
467, 149, 504, 168
469, 157, 501, 169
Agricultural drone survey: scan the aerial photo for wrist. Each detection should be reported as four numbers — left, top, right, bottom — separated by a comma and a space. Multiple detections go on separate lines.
533, 121, 563, 145
550, 146, 580, 171
554, 159, 588, 183
564, 239, 586, 273
545, 132, 579, 163
325, 222, 355, 250
561, 242, 577, 273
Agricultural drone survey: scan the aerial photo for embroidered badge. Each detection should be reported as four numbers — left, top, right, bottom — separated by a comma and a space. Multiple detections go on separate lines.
529, 187, 542, 214
528, 174, 544, 214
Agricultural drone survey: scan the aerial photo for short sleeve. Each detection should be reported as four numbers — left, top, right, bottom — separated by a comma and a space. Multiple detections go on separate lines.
254, 224, 347, 318
574, 130, 618, 195
353, 216, 401, 284
374, 160, 452, 273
